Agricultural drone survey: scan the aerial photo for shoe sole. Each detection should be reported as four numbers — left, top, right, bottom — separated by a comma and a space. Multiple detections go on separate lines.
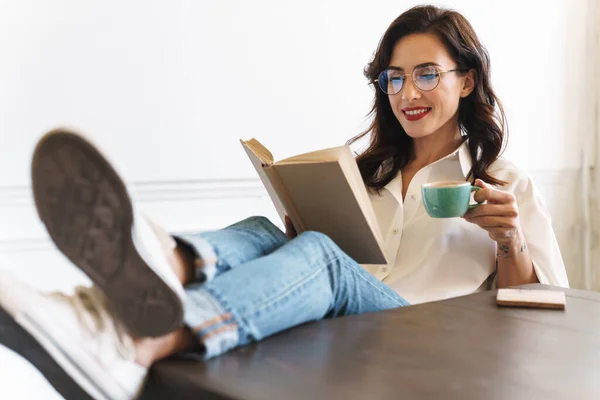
31, 129, 183, 337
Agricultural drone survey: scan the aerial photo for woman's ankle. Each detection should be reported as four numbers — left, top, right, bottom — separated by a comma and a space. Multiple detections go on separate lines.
167, 242, 197, 285
134, 327, 201, 367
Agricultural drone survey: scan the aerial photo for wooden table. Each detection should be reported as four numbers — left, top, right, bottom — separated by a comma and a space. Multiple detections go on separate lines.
141, 284, 600, 400
2, 284, 599, 399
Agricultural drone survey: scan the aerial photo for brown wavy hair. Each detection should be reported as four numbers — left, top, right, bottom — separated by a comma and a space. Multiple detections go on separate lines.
349, 5, 507, 191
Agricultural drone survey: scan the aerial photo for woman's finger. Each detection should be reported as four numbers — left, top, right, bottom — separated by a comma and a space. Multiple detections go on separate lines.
473, 179, 515, 204
464, 215, 518, 229
463, 203, 518, 219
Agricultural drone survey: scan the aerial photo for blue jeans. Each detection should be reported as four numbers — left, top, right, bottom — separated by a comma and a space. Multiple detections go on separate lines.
176, 216, 409, 359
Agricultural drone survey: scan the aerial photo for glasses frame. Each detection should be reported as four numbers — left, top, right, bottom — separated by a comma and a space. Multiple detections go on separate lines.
376, 67, 467, 95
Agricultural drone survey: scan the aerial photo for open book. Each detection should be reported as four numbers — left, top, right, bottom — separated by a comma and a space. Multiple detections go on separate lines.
241, 138, 387, 264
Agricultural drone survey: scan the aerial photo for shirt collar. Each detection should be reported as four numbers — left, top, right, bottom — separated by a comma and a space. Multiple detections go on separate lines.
456, 139, 473, 178
426, 138, 473, 179
382, 139, 473, 196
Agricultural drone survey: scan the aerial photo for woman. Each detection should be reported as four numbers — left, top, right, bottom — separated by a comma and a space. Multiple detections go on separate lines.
0, 5, 568, 400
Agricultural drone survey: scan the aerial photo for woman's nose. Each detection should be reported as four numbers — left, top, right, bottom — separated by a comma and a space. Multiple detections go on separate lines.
401, 77, 421, 102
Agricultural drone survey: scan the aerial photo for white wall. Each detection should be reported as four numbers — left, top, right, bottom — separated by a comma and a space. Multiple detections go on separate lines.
0, 0, 595, 290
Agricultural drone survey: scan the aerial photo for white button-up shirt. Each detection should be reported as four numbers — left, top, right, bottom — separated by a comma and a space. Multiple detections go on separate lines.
361, 141, 570, 305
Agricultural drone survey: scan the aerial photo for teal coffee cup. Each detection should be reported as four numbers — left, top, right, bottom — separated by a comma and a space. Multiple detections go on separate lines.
421, 181, 483, 218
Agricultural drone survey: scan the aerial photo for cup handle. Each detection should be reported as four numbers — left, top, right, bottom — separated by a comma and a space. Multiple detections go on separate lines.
468, 186, 483, 210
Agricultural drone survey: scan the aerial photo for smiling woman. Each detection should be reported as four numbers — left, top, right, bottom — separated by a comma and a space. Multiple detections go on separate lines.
347, 5, 568, 293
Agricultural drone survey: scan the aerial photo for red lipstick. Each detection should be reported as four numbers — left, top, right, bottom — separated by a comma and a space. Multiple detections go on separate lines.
402, 107, 431, 121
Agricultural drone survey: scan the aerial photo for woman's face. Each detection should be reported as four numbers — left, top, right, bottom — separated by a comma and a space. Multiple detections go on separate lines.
386, 33, 474, 140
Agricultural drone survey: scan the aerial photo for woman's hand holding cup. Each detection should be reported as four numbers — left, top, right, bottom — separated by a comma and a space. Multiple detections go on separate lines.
461, 179, 522, 245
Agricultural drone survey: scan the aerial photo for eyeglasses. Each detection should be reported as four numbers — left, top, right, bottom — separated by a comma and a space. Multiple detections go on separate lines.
377, 66, 466, 95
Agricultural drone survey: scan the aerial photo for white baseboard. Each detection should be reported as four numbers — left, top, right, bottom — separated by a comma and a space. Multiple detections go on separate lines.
0, 178, 277, 252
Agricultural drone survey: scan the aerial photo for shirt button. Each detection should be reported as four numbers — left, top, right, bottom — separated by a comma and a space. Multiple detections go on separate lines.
382, 267, 388, 272
392, 229, 399, 234
410, 194, 416, 200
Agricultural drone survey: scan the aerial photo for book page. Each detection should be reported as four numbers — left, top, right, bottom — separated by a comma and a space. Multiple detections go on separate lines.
241, 138, 274, 166
339, 147, 386, 250
273, 157, 386, 264
277, 146, 345, 164
241, 138, 385, 263
240, 139, 286, 222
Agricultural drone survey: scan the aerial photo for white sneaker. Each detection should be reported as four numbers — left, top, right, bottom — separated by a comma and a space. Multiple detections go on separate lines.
31, 128, 185, 337
0, 274, 147, 400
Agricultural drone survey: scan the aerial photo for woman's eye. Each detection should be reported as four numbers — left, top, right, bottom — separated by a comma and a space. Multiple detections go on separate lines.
417, 72, 438, 81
